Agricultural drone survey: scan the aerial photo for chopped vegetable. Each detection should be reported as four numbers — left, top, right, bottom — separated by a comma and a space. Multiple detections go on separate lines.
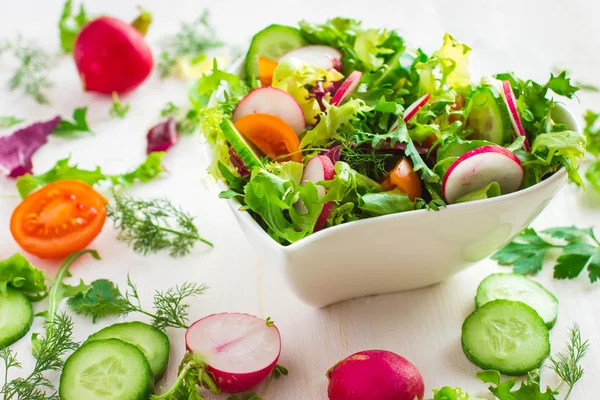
58, 0, 89, 53
106, 193, 212, 257
52, 107, 93, 136
109, 92, 131, 118
0, 116, 60, 178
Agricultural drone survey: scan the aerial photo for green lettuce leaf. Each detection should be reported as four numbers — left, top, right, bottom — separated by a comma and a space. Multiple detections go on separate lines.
455, 182, 501, 203
583, 109, 600, 157
354, 28, 393, 71
530, 130, 586, 185
477, 370, 556, 400
58, 0, 89, 54
0, 253, 49, 301
319, 161, 382, 204
53, 107, 93, 137
359, 189, 414, 216
189, 59, 248, 109
426, 386, 483, 400
16, 153, 165, 198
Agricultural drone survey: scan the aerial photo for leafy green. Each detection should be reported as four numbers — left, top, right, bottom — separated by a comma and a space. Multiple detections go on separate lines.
585, 159, 600, 191
583, 110, 600, 156
426, 386, 482, 400
151, 352, 218, 399
340, 144, 392, 180
16, 152, 166, 198
109, 92, 131, 119
354, 28, 393, 71
226, 394, 263, 400
271, 364, 288, 379
107, 193, 213, 257
492, 226, 600, 282
189, 59, 248, 109
477, 370, 556, 400
58, 0, 89, 53
530, 129, 586, 185
0, 253, 48, 301
319, 162, 382, 204
455, 182, 501, 203
52, 107, 92, 137
546, 71, 579, 98
359, 189, 414, 216
0, 116, 23, 129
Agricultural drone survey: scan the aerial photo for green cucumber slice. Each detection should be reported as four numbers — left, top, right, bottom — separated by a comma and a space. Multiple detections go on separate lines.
60, 339, 153, 400
0, 288, 33, 347
244, 24, 307, 79
221, 119, 263, 170
461, 300, 550, 376
87, 322, 170, 381
476, 273, 559, 329
467, 87, 511, 145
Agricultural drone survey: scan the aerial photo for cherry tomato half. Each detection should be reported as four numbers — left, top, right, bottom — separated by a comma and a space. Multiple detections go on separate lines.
10, 181, 107, 259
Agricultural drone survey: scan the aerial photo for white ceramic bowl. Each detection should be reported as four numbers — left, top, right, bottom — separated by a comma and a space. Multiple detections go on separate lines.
212, 59, 580, 308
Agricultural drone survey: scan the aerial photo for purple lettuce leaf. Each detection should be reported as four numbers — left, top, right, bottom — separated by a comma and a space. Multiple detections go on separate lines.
0, 116, 61, 178
228, 146, 250, 178
147, 118, 178, 154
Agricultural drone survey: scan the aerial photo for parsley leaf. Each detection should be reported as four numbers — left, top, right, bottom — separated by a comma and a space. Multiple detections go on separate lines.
547, 71, 579, 98
0, 253, 49, 301
53, 107, 92, 136
16, 152, 165, 198
492, 228, 554, 275
477, 370, 556, 400
109, 92, 131, 119
58, 0, 89, 53
0, 116, 23, 129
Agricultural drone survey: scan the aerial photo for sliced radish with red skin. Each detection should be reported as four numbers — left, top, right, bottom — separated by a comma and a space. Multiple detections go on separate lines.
501, 80, 530, 151
185, 313, 281, 393
390, 93, 432, 131
294, 155, 335, 231
442, 145, 523, 204
331, 71, 363, 106
279, 45, 342, 70
233, 87, 306, 135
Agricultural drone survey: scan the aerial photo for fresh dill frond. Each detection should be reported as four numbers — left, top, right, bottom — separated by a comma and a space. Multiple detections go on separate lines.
2, 36, 53, 104
158, 11, 224, 78
109, 92, 131, 119
151, 281, 208, 330
549, 324, 590, 399
340, 144, 392, 180
107, 193, 213, 257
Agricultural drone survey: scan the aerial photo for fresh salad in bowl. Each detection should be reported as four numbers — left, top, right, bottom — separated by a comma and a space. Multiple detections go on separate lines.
196, 18, 586, 245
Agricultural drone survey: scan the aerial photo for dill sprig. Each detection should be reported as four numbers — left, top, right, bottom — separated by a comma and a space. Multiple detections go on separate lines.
549, 324, 590, 399
0, 313, 78, 400
340, 144, 392, 180
1, 36, 53, 104
107, 194, 213, 257
68, 276, 208, 331
157, 11, 223, 78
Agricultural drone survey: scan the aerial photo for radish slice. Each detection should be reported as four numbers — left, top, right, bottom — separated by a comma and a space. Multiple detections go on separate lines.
331, 71, 363, 106
389, 93, 431, 131
501, 80, 531, 151
295, 155, 335, 231
185, 313, 281, 393
279, 45, 342, 71
442, 145, 524, 204
233, 87, 306, 135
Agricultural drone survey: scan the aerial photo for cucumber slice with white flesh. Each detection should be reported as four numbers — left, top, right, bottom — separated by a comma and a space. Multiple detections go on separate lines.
467, 87, 511, 145
60, 338, 154, 400
476, 273, 558, 329
87, 322, 170, 381
244, 24, 307, 79
0, 288, 33, 347
461, 300, 550, 376
220, 119, 263, 170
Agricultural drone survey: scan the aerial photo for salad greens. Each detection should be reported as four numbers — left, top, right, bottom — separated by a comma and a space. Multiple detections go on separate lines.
195, 18, 586, 245
52, 107, 93, 137
58, 0, 89, 53
0, 116, 23, 129
109, 92, 131, 118
0, 253, 49, 301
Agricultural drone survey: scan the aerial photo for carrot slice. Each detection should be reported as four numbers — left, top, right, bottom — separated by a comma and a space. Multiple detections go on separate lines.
234, 113, 301, 163
258, 56, 278, 86
389, 158, 422, 201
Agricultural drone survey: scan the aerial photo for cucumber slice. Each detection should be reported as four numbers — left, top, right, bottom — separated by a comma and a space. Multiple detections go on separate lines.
87, 322, 170, 381
244, 24, 307, 79
461, 300, 550, 376
476, 273, 559, 329
221, 119, 263, 170
0, 288, 33, 347
467, 87, 511, 145
60, 339, 153, 400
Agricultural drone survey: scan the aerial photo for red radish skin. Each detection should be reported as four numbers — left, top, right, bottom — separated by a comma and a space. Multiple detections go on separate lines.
442, 145, 524, 204
327, 350, 425, 400
279, 45, 342, 71
233, 87, 306, 135
390, 93, 431, 131
185, 313, 281, 393
501, 81, 531, 151
295, 155, 336, 231
74, 16, 153, 94
331, 71, 363, 106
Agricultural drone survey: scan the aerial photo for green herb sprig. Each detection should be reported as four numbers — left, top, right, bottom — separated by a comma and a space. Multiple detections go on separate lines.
109, 92, 131, 119
0, 116, 23, 129
53, 107, 92, 136
549, 325, 590, 399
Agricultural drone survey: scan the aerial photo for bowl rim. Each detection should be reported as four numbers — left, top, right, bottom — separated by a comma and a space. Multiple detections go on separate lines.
213, 57, 579, 251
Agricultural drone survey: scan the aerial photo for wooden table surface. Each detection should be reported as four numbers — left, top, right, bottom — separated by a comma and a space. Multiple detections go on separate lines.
1, 0, 599, 398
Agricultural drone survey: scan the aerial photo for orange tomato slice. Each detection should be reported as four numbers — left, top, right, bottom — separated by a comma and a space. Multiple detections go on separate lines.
234, 113, 301, 163
10, 181, 107, 259
258, 56, 278, 86
389, 158, 422, 201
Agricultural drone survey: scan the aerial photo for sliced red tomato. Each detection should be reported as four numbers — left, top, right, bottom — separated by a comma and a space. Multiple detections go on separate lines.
10, 181, 107, 259
389, 158, 422, 201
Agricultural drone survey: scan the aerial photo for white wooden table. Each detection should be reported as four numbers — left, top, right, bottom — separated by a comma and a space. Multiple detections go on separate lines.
1, 0, 599, 398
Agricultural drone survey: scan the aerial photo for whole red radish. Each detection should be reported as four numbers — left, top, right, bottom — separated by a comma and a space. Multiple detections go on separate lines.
327, 350, 424, 400
74, 16, 153, 94
185, 313, 282, 393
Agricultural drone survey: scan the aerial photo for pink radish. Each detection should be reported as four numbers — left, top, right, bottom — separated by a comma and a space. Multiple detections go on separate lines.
295, 155, 336, 232
233, 87, 306, 135
327, 350, 425, 400
390, 93, 431, 131
500, 80, 531, 151
442, 145, 524, 204
279, 45, 342, 71
331, 71, 363, 106
185, 313, 281, 393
